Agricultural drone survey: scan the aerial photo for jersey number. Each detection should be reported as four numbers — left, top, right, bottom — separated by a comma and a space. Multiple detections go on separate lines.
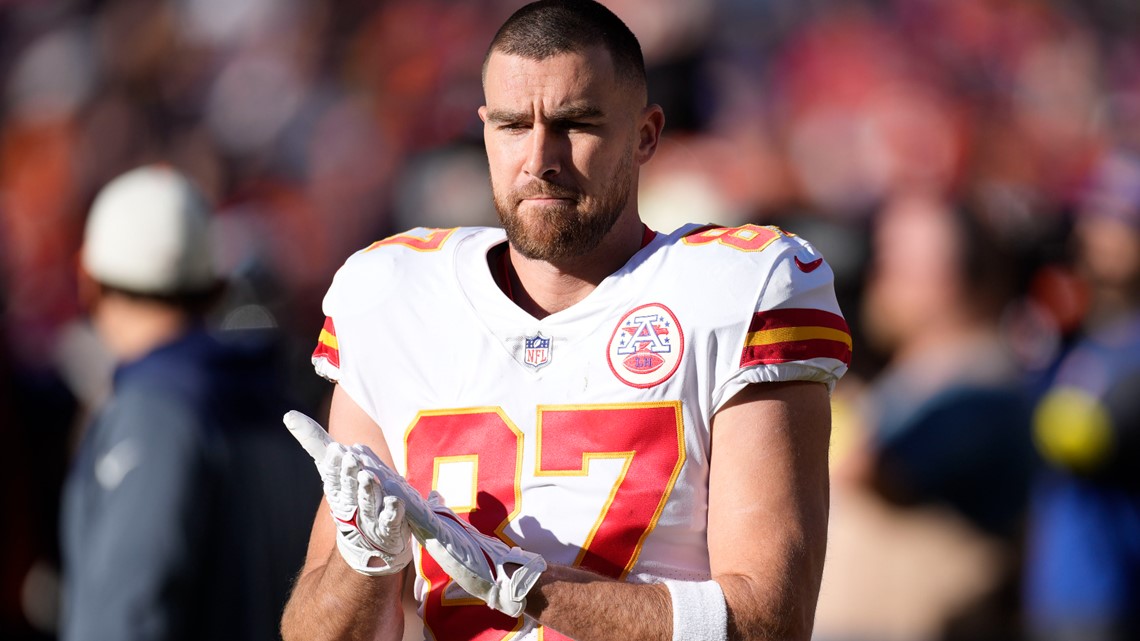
682, 223, 789, 252
405, 402, 685, 641
364, 227, 456, 252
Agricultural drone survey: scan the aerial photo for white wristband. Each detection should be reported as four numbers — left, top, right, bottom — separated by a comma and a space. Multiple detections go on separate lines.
662, 579, 728, 641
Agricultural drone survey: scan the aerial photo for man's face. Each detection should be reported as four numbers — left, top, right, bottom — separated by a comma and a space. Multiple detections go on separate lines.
480, 46, 645, 262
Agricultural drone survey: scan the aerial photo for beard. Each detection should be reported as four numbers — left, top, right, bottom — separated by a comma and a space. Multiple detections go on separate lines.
494, 153, 634, 262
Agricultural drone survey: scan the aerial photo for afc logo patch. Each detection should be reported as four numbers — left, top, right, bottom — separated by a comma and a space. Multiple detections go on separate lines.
524, 332, 552, 369
607, 303, 684, 388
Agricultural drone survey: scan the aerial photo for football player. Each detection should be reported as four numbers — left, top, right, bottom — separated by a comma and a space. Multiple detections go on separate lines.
280, 2, 850, 640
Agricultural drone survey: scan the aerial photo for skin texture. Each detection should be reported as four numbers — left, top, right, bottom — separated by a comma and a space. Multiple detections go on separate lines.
480, 46, 663, 319
281, 45, 832, 641
484, 47, 643, 265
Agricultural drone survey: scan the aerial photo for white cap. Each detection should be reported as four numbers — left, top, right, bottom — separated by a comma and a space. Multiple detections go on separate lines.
81, 165, 217, 295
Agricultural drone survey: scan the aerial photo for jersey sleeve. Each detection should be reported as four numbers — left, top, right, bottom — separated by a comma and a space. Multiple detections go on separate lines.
308, 235, 406, 421
310, 248, 380, 391
309, 227, 463, 423
711, 232, 851, 413
312, 315, 341, 382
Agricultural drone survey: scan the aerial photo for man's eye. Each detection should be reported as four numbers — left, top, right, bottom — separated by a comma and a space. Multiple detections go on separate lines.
500, 123, 530, 132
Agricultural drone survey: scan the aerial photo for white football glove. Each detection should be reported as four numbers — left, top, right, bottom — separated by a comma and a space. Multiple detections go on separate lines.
362, 466, 546, 617
282, 410, 546, 616
283, 411, 412, 576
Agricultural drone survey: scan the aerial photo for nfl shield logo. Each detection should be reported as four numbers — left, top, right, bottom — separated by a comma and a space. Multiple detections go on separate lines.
524, 333, 552, 369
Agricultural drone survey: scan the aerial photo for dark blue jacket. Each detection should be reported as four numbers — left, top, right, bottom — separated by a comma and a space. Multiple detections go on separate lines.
61, 328, 320, 641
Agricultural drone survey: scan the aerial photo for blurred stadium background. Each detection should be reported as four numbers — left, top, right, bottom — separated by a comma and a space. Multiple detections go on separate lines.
1, 0, 1138, 639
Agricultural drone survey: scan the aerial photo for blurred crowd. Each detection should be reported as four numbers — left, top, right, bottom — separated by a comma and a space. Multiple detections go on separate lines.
1, 0, 1139, 639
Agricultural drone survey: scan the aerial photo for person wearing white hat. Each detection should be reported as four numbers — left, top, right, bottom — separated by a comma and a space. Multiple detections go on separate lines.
59, 165, 318, 641
76, 165, 222, 362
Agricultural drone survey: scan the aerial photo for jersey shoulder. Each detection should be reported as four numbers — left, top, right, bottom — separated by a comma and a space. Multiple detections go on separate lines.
323, 226, 494, 317
656, 222, 851, 390
658, 222, 841, 312
313, 226, 497, 381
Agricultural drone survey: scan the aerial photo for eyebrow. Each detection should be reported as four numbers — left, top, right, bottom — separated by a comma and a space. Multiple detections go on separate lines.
485, 104, 605, 124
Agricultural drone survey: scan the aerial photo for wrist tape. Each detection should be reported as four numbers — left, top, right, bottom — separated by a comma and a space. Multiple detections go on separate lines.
661, 579, 728, 641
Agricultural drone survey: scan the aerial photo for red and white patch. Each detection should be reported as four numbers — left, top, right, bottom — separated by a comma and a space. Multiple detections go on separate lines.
607, 303, 684, 388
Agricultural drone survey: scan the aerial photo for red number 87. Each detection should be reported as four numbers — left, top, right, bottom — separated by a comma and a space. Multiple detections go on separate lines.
404, 402, 685, 641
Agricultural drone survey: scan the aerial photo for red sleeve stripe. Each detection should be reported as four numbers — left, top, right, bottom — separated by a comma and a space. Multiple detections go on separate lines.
747, 308, 849, 333
741, 309, 852, 367
312, 316, 341, 369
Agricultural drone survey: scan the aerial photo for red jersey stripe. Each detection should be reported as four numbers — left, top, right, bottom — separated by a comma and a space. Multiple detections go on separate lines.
741, 337, 852, 367
312, 316, 341, 369
747, 308, 849, 334
741, 309, 852, 367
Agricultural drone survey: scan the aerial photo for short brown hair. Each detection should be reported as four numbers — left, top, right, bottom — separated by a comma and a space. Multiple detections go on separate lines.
484, 0, 646, 95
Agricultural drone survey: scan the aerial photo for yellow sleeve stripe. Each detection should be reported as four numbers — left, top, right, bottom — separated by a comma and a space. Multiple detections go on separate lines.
744, 325, 853, 349
318, 328, 339, 350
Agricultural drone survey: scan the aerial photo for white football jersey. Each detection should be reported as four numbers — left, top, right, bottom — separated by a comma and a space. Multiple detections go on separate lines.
312, 223, 850, 641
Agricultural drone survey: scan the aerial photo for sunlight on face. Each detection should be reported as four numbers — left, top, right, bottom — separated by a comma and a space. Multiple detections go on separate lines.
481, 47, 642, 261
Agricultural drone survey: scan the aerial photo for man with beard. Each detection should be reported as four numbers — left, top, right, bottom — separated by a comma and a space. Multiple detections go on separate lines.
280, 2, 850, 640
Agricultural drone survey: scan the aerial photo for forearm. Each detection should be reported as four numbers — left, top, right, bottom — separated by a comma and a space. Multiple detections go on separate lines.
705, 382, 832, 641
524, 565, 817, 641
717, 572, 819, 641
281, 549, 404, 641
523, 564, 672, 641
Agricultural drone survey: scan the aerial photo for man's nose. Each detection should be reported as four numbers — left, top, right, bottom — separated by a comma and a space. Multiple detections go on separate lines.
523, 125, 563, 179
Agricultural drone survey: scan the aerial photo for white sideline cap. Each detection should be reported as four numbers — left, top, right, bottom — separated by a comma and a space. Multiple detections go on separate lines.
82, 165, 216, 295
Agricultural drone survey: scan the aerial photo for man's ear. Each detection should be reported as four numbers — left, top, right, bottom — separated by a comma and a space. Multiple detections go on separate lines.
636, 104, 665, 165
478, 105, 489, 123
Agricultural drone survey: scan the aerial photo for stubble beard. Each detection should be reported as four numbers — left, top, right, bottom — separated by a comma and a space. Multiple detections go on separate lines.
494, 153, 634, 262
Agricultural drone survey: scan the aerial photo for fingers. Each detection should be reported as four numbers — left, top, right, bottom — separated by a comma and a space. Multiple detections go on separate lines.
339, 451, 361, 507
359, 478, 407, 527
321, 444, 354, 518
381, 495, 405, 522
373, 492, 408, 546
283, 410, 333, 462
320, 443, 367, 520
357, 469, 379, 521
320, 443, 347, 493
378, 474, 438, 539
295, 422, 434, 544
358, 468, 411, 553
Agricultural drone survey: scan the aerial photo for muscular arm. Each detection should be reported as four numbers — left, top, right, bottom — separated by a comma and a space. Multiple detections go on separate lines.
523, 380, 832, 641
280, 385, 407, 641
707, 380, 831, 640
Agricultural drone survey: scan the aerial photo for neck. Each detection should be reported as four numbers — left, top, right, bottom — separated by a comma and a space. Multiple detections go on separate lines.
92, 294, 193, 363
501, 215, 648, 319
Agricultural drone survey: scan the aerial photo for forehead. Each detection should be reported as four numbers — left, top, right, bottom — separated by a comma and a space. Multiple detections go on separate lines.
483, 46, 621, 110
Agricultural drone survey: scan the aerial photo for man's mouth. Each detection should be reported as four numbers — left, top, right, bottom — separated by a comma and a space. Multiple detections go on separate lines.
515, 184, 580, 202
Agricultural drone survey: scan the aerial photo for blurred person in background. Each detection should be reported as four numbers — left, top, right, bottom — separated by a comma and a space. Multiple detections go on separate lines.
816, 192, 1037, 641
860, 194, 1037, 541
59, 165, 319, 641
0, 0, 1133, 639
1024, 150, 1140, 641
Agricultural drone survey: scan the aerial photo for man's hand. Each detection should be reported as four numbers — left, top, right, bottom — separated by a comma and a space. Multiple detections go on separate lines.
283, 409, 546, 616
283, 411, 412, 576
409, 489, 547, 617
